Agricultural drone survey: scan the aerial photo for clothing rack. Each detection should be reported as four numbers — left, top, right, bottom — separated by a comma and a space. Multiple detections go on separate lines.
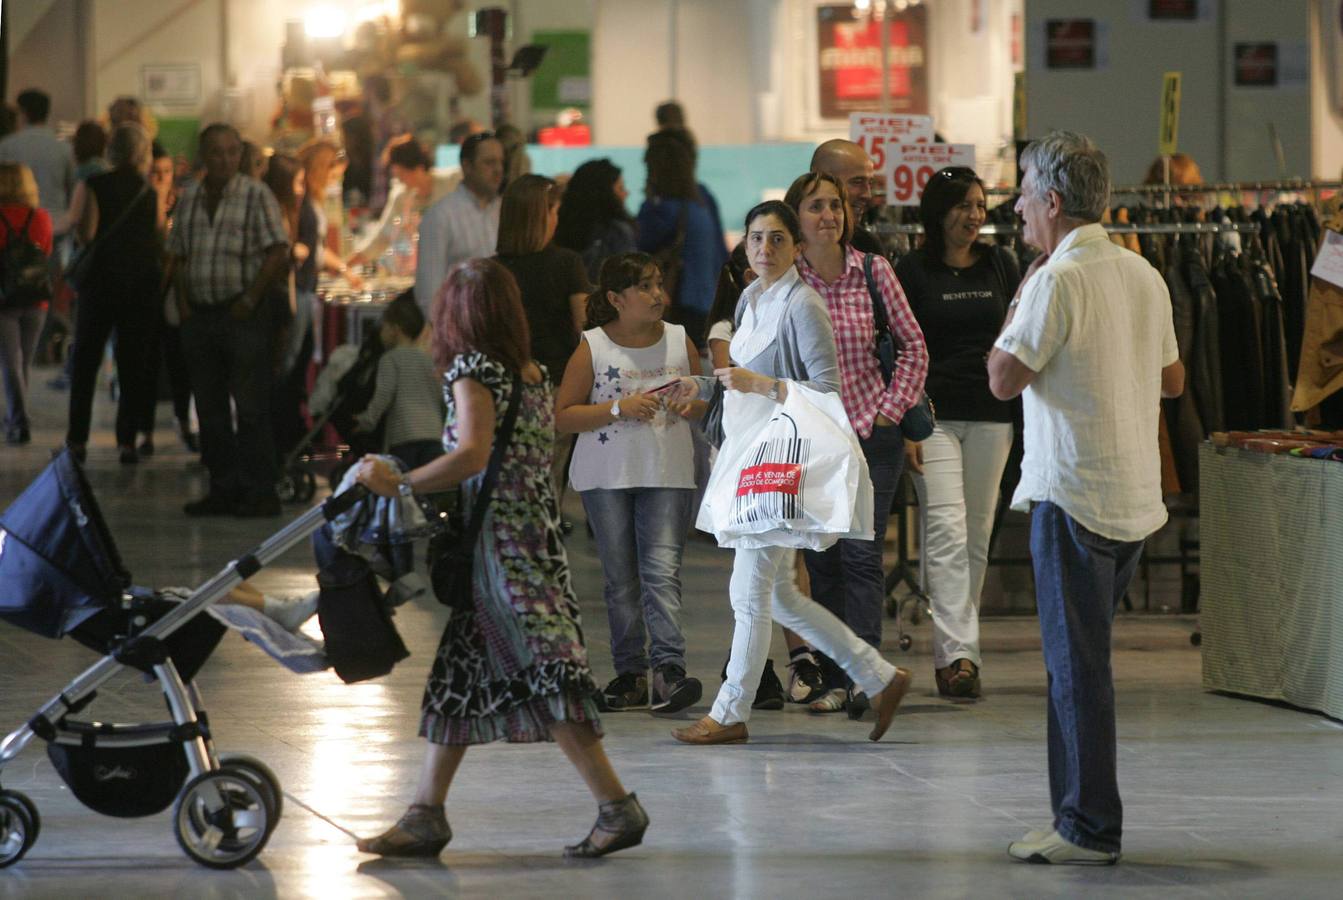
871, 221, 1262, 236
1109, 179, 1343, 195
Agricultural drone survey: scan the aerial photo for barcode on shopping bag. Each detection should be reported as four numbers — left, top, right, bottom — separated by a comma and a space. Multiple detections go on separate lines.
732, 438, 810, 524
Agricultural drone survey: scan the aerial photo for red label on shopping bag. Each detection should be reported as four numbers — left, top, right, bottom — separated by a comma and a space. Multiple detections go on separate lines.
736, 463, 803, 496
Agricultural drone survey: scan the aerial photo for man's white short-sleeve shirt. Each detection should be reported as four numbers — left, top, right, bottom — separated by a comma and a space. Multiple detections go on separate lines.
994, 223, 1178, 542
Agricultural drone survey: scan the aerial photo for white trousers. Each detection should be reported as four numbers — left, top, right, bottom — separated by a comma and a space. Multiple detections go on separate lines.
710, 546, 897, 725
910, 420, 1014, 669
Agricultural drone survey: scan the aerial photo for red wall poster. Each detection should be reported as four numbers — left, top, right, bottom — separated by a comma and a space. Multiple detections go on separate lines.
816, 5, 929, 120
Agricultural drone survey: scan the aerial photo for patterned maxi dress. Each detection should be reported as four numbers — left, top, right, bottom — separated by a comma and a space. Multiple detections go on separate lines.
420, 352, 603, 744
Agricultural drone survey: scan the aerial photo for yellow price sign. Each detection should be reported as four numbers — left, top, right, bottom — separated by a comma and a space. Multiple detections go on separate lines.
1159, 71, 1182, 156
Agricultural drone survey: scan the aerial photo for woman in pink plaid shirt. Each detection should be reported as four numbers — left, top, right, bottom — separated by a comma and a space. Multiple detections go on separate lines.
785, 172, 929, 716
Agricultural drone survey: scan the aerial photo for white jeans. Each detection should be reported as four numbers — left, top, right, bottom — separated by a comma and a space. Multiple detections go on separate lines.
710, 547, 897, 725
910, 420, 1014, 669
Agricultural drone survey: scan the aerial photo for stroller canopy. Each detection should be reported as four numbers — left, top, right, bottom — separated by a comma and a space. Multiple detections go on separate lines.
0, 448, 131, 638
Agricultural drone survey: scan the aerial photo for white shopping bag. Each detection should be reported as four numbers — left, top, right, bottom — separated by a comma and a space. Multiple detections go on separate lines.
696, 383, 874, 550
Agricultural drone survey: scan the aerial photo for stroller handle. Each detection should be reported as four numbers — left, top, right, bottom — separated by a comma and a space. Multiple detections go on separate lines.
322, 483, 371, 520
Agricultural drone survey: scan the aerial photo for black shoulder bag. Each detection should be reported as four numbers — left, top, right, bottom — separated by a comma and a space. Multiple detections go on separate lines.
863, 252, 935, 441
66, 182, 151, 292
429, 374, 524, 610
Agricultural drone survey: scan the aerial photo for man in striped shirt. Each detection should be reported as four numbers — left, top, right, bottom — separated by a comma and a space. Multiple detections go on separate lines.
167, 123, 290, 517
413, 132, 503, 312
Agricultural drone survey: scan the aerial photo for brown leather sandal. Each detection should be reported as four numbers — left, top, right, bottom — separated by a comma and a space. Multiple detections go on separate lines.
935, 659, 981, 699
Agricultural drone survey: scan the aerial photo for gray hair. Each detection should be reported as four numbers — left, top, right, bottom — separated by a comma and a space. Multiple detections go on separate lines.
107, 123, 152, 172
1020, 130, 1110, 222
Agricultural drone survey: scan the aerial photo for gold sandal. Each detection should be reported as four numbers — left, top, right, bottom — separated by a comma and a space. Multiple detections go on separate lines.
935, 660, 981, 699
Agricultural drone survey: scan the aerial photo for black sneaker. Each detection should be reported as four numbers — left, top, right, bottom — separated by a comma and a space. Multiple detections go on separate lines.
753, 659, 785, 711
598, 673, 649, 711
847, 690, 871, 721
184, 492, 237, 517
651, 664, 702, 714
786, 653, 826, 704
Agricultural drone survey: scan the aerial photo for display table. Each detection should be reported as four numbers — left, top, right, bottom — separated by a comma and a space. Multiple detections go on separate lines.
1199, 443, 1343, 719
317, 275, 414, 360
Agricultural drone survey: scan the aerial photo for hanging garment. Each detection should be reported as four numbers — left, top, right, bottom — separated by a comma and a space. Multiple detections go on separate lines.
1213, 248, 1267, 431
1246, 255, 1293, 429
1161, 238, 1203, 491
1182, 240, 1225, 434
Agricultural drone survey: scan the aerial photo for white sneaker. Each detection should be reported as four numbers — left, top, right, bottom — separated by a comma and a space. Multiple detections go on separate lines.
263, 590, 321, 632
1007, 829, 1119, 866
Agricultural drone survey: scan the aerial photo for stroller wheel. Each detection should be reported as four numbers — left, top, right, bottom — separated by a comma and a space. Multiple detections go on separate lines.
0, 791, 39, 868
220, 754, 284, 835
173, 767, 273, 869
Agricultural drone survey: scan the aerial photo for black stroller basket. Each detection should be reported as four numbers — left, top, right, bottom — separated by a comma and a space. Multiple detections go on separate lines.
0, 448, 367, 869
278, 323, 387, 504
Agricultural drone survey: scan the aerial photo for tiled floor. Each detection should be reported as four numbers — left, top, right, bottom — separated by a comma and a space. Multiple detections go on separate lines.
1, 372, 1340, 898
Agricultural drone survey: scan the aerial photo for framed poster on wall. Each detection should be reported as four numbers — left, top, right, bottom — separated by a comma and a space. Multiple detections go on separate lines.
809, 4, 929, 130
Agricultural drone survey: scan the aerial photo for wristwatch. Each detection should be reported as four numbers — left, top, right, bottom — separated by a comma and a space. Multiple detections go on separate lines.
610, 399, 622, 419
397, 473, 414, 498
766, 379, 781, 402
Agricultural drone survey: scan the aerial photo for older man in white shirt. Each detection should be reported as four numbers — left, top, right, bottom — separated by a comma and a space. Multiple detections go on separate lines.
413, 132, 503, 312
988, 131, 1185, 867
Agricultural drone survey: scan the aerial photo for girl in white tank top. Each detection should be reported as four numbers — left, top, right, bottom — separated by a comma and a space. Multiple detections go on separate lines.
555, 253, 705, 713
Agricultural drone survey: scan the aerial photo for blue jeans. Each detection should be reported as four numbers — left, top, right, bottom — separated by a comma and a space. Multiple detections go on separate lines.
1030, 501, 1144, 854
581, 487, 694, 674
803, 422, 904, 689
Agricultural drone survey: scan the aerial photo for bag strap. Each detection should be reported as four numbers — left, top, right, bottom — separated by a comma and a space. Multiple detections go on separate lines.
74, 182, 150, 261
863, 252, 893, 339
459, 373, 525, 548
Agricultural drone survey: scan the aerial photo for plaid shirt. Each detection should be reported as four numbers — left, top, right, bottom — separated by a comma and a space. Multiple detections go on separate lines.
168, 174, 288, 307
797, 246, 928, 438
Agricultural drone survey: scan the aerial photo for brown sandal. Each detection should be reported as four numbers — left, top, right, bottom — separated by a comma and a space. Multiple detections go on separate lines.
935, 659, 981, 699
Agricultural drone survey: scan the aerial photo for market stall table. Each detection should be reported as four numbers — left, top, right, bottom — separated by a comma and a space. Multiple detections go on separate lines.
1199, 441, 1343, 720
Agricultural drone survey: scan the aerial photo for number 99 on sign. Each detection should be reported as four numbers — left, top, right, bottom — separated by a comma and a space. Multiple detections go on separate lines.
893, 164, 935, 203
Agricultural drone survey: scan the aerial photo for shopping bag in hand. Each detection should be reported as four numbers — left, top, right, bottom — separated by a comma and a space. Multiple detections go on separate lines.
697, 383, 873, 550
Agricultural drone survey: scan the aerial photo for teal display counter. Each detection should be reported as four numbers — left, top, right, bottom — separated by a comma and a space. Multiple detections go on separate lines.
438, 142, 816, 240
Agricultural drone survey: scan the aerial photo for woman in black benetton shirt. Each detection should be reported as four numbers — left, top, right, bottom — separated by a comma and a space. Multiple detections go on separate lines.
894, 167, 1019, 701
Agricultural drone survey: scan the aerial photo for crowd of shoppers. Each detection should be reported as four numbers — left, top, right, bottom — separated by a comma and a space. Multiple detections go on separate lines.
0, 82, 1180, 867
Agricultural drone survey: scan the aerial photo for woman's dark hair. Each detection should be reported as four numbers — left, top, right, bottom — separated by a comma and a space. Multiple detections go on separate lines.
586, 252, 656, 329
783, 171, 853, 247
919, 166, 986, 263
73, 121, 108, 165
554, 158, 632, 253
743, 199, 802, 245
704, 241, 751, 342
262, 153, 302, 239
387, 136, 432, 171
432, 258, 532, 373
644, 130, 698, 201
381, 291, 426, 341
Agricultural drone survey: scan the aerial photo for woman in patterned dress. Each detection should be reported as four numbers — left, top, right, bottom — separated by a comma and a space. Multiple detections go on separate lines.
353, 258, 648, 859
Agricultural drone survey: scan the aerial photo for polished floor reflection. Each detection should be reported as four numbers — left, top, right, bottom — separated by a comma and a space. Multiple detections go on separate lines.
1, 374, 1339, 899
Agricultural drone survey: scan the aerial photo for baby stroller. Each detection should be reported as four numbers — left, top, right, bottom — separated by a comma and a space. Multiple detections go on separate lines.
276, 325, 386, 505
0, 448, 366, 869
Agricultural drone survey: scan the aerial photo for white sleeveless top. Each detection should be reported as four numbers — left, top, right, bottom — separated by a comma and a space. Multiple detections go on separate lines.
570, 322, 697, 492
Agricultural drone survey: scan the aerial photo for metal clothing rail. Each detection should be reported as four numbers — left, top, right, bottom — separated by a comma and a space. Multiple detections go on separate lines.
872, 221, 1262, 236
1110, 179, 1343, 195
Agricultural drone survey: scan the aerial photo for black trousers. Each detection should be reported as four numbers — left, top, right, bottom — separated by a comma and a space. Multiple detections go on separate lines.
65, 283, 160, 447
180, 304, 277, 499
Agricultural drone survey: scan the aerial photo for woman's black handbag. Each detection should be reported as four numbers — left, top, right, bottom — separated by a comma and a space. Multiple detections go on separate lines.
862, 253, 936, 441
317, 552, 410, 684
429, 375, 524, 611
65, 183, 150, 292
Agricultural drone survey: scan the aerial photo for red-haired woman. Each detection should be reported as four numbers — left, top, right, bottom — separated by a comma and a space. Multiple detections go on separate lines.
353, 258, 647, 859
